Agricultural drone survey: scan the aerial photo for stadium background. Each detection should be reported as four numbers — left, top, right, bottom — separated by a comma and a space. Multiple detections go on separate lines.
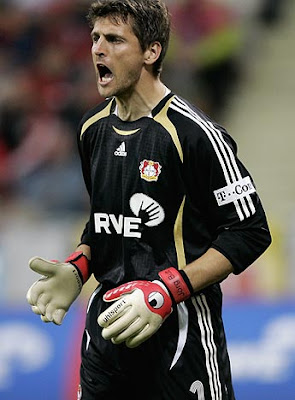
0, 0, 294, 399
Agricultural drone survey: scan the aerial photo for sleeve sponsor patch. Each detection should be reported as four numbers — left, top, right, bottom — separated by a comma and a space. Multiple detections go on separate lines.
214, 176, 256, 206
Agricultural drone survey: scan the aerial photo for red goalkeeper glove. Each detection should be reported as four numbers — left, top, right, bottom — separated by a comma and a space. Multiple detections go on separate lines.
97, 267, 193, 348
26, 251, 90, 325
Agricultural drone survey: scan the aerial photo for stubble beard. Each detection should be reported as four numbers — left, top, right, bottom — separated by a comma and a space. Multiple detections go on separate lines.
97, 69, 141, 100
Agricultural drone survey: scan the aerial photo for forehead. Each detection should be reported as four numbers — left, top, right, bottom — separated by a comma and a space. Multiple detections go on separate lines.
91, 15, 135, 37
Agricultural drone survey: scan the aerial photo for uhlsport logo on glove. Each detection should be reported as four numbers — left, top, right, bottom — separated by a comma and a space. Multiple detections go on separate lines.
103, 281, 168, 315
101, 298, 127, 324
97, 280, 173, 348
97, 268, 193, 348
147, 291, 165, 309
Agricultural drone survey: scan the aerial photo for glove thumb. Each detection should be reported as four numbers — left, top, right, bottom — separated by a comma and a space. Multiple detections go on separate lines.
28, 256, 58, 277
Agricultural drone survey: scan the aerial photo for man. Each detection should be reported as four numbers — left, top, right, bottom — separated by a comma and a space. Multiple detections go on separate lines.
26, 1, 272, 399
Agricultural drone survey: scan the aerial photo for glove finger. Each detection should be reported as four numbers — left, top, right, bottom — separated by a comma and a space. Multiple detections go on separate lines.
26, 287, 36, 306
26, 280, 44, 306
44, 305, 66, 325
28, 256, 57, 277
31, 305, 43, 315
97, 297, 131, 328
41, 306, 66, 324
100, 308, 138, 340
36, 293, 51, 316
52, 309, 67, 325
41, 314, 52, 323
111, 317, 146, 345
125, 324, 157, 348
42, 303, 58, 323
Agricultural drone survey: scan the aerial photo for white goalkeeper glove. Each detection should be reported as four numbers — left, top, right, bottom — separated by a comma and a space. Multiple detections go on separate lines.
97, 267, 193, 348
26, 251, 90, 325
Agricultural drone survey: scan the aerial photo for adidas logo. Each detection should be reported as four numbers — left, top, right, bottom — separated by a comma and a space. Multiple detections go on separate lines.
114, 142, 127, 157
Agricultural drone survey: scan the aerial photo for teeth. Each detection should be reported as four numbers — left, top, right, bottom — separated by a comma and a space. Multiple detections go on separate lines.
101, 73, 113, 83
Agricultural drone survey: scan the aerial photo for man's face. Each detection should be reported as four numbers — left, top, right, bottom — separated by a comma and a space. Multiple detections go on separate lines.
91, 16, 146, 99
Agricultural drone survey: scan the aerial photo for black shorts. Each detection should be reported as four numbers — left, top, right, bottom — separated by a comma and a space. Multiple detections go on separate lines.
79, 284, 236, 400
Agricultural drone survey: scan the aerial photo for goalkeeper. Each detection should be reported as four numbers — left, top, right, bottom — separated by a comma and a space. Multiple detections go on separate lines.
26, 1, 272, 399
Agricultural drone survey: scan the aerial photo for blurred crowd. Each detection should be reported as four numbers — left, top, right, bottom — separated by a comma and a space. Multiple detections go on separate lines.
0, 0, 287, 215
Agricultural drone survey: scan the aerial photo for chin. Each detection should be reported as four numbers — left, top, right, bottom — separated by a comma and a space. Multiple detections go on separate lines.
97, 85, 117, 99
97, 87, 110, 98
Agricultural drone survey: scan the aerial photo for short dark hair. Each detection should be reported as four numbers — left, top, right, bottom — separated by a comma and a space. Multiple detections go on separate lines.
87, 0, 171, 76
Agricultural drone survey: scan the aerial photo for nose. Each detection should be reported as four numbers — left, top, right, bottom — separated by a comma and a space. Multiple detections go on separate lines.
92, 38, 106, 57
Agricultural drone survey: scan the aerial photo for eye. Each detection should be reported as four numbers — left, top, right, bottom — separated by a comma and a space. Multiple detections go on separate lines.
92, 34, 99, 43
148, 292, 164, 309
107, 34, 123, 44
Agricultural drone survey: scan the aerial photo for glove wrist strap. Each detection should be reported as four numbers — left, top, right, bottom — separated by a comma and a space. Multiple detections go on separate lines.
158, 267, 193, 304
64, 251, 90, 284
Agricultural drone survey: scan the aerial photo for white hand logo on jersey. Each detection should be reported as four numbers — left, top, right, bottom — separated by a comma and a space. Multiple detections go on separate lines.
129, 193, 165, 227
94, 193, 165, 238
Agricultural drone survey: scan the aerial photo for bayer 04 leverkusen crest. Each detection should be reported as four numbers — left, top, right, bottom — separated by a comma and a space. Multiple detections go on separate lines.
139, 160, 162, 182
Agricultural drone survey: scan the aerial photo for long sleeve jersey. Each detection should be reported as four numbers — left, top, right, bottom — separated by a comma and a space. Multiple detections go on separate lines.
77, 92, 271, 286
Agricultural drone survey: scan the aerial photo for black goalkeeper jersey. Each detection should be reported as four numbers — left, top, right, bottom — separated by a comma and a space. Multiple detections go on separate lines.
77, 92, 271, 286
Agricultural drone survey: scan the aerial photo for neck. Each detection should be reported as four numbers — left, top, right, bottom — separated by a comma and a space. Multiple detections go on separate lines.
115, 75, 168, 121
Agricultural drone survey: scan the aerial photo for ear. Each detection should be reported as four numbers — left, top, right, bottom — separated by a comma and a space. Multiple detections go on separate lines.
144, 41, 162, 67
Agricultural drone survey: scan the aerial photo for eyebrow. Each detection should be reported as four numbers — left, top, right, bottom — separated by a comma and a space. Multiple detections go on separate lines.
91, 30, 125, 41
90, 30, 99, 39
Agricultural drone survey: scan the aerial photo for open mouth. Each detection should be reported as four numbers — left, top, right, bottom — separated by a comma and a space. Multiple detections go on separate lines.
97, 64, 113, 84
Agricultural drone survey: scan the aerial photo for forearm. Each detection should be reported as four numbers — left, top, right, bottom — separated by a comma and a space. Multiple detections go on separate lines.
76, 244, 232, 292
183, 248, 234, 293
